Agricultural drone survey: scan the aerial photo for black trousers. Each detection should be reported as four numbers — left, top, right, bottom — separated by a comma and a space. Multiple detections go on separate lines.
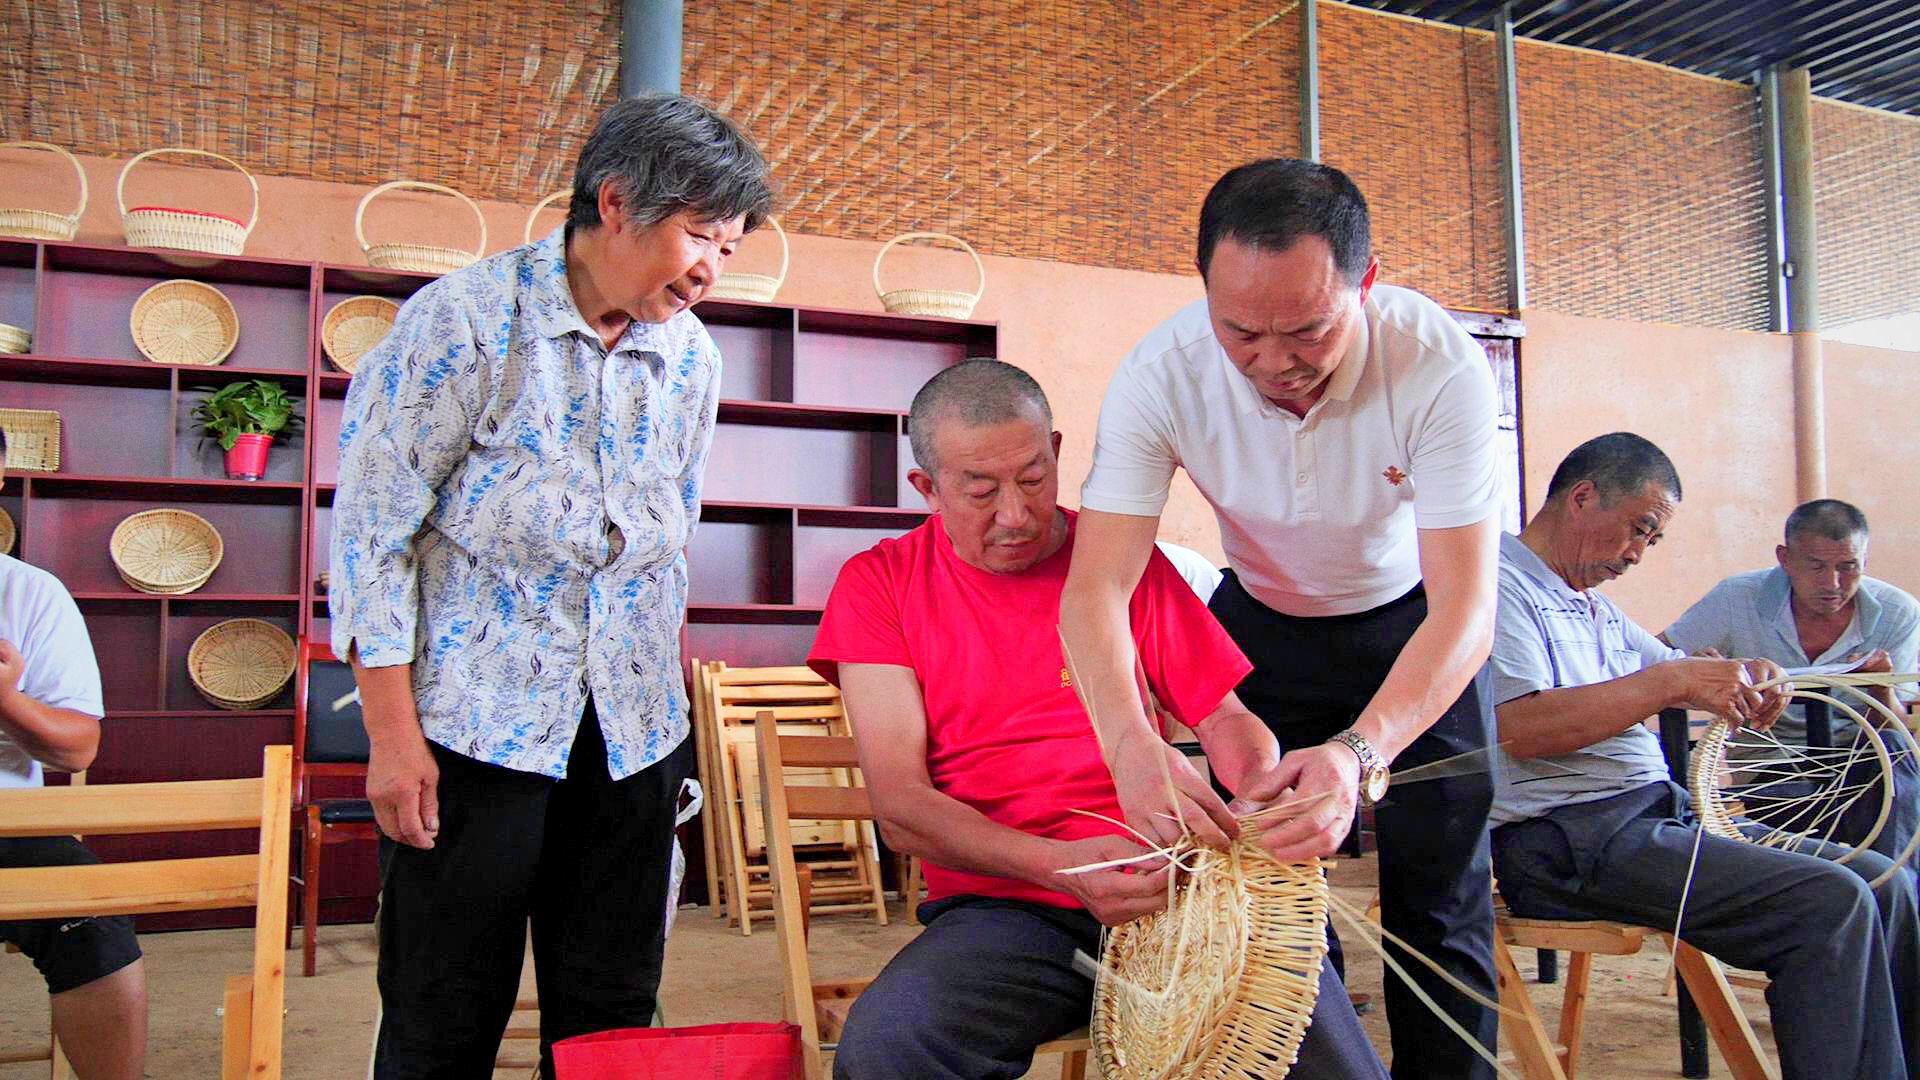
1211, 571, 1499, 1080
372, 703, 695, 1079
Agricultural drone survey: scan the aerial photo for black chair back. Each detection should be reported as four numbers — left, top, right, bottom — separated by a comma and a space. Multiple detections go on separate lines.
305, 660, 371, 765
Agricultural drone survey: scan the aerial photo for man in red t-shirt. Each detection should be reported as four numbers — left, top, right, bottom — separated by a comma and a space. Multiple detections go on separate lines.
808, 360, 1386, 1080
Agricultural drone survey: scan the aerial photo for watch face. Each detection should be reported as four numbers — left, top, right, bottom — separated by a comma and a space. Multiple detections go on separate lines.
1363, 767, 1390, 803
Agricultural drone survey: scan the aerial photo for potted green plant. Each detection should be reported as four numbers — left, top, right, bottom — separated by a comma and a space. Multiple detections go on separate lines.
191, 379, 303, 481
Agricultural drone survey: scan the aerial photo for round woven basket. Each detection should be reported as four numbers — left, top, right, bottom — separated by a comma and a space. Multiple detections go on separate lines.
1094, 844, 1327, 1079
357, 180, 487, 275
523, 188, 569, 245
109, 509, 224, 595
130, 280, 239, 366
0, 507, 15, 557
709, 216, 790, 303
188, 619, 295, 710
873, 231, 985, 318
321, 295, 399, 374
118, 148, 258, 256
0, 321, 29, 355
0, 141, 87, 241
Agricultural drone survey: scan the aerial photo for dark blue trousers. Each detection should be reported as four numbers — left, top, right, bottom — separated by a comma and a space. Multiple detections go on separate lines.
1211, 573, 1500, 1080
832, 895, 1387, 1080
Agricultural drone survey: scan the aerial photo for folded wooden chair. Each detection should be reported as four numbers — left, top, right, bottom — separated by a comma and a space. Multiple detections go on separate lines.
0, 746, 293, 1080
755, 712, 1088, 1080
708, 665, 887, 935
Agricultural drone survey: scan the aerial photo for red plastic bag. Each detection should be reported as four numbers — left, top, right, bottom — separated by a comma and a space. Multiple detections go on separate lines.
553, 1021, 805, 1079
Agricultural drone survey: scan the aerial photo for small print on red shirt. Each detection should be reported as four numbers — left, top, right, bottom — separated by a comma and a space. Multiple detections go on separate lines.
807, 509, 1252, 910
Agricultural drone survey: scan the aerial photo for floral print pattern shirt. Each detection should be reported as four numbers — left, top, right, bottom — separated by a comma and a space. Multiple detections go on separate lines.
330, 228, 720, 780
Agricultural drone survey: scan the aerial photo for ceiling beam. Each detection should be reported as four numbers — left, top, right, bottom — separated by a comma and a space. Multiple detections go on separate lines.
1515, 0, 1615, 38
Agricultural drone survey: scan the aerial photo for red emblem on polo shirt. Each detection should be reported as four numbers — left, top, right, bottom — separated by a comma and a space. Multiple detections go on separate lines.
1383, 466, 1408, 486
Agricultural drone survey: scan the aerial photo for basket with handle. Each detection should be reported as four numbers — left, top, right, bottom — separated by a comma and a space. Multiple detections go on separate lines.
357, 180, 487, 274
709, 216, 789, 303
873, 231, 985, 318
118, 148, 259, 256
0, 141, 88, 241
523, 188, 570, 245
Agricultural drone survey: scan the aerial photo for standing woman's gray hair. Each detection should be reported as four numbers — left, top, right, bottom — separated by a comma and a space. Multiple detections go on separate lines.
568, 94, 775, 236
331, 92, 776, 1076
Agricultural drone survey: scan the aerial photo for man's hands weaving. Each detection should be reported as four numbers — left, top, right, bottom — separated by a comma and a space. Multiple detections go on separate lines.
1665, 655, 1789, 731
1226, 744, 1360, 861
1051, 835, 1174, 926
1109, 735, 1238, 850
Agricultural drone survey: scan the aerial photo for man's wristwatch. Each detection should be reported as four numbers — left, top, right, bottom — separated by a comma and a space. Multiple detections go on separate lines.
1328, 729, 1390, 807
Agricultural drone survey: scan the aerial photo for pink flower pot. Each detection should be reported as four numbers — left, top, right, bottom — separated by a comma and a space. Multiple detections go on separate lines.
224, 433, 273, 481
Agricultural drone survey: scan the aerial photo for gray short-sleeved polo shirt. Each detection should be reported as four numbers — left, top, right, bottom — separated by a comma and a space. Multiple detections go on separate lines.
1665, 568, 1920, 747
1489, 533, 1683, 826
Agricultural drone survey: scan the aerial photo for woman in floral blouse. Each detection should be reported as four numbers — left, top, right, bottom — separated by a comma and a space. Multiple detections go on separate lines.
330, 94, 773, 1078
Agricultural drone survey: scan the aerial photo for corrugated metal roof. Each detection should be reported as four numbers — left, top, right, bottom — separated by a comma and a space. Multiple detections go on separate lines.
1353, 1, 1920, 115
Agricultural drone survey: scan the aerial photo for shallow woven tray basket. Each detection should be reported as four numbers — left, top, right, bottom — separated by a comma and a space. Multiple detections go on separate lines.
0, 141, 87, 242
0, 408, 61, 472
322, 295, 400, 374
708, 216, 789, 303
522, 188, 569, 245
0, 321, 29, 355
0, 507, 15, 557
357, 180, 487, 275
188, 619, 295, 710
1094, 844, 1328, 1079
110, 509, 224, 595
130, 280, 240, 366
118, 147, 258, 257
873, 231, 985, 319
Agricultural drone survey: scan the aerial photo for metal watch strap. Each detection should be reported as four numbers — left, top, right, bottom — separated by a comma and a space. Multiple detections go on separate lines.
1330, 728, 1384, 772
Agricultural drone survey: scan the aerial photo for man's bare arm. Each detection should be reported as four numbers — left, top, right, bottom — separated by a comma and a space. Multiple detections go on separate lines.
0, 638, 99, 772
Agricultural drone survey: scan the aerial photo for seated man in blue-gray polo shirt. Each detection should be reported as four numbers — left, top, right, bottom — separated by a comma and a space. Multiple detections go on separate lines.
1490, 433, 1920, 1080
1664, 499, 1920, 862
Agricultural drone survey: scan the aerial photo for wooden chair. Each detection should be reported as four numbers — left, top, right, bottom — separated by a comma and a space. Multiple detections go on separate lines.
0, 746, 294, 1080
754, 712, 1089, 1080
1494, 906, 1777, 1080
292, 639, 376, 977
706, 664, 887, 935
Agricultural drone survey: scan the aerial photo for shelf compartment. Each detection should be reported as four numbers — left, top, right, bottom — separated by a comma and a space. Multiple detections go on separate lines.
794, 308, 994, 412
311, 396, 343, 484
716, 399, 901, 430
0, 379, 172, 475
30, 496, 301, 595
703, 423, 898, 507
162, 607, 298, 712
687, 503, 792, 607
0, 248, 33, 334
37, 262, 312, 370
174, 385, 307, 484
702, 303, 794, 402
77, 601, 163, 711
686, 621, 821, 670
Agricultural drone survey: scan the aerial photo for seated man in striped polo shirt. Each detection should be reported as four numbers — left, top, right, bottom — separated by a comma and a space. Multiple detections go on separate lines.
1489, 432, 1920, 1080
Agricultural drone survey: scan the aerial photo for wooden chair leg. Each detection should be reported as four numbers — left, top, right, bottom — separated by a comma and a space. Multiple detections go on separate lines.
221, 974, 254, 1080
1556, 950, 1593, 1078
303, 807, 322, 978
1493, 936, 1568, 1080
905, 856, 923, 927
1060, 1047, 1087, 1080
1670, 940, 1780, 1080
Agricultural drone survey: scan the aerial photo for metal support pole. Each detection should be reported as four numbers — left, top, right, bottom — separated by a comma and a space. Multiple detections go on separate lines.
1496, 5, 1529, 312
621, 0, 683, 98
1300, 0, 1321, 162
1778, 64, 1826, 500
1759, 69, 1789, 333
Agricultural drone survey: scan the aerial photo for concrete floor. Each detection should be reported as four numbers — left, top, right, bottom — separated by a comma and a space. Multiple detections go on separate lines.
0, 858, 1769, 1078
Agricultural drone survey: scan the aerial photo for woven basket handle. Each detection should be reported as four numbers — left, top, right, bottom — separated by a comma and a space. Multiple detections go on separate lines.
117, 147, 259, 236
873, 232, 985, 302
523, 188, 569, 245
0, 141, 88, 221
356, 180, 488, 258
756, 216, 791, 287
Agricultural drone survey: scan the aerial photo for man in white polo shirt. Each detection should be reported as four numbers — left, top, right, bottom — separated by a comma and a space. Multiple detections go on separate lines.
1060, 159, 1501, 1077
0, 431, 149, 1080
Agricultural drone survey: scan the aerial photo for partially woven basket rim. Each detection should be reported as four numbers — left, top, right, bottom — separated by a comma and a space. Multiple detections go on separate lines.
188, 618, 295, 709
1094, 844, 1327, 1079
110, 508, 224, 592
130, 279, 239, 365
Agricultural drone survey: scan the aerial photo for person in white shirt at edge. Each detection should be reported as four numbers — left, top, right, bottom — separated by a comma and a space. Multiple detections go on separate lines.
1663, 499, 1920, 865
1059, 159, 1502, 1079
1155, 540, 1225, 604
0, 429, 148, 1080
